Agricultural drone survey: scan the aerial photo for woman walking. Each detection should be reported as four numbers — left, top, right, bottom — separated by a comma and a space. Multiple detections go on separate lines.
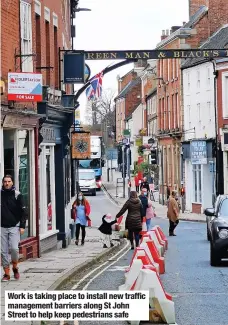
146, 200, 155, 231
167, 190, 180, 236
116, 191, 143, 250
72, 192, 91, 245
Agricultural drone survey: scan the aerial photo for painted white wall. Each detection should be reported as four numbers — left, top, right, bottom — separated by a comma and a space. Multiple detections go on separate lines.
183, 62, 215, 141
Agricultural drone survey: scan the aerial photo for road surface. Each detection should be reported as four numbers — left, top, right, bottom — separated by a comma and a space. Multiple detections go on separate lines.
79, 190, 228, 325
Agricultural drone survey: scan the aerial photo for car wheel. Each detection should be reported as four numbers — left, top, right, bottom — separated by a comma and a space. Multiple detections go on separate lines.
210, 242, 221, 266
207, 225, 210, 241
92, 190, 96, 196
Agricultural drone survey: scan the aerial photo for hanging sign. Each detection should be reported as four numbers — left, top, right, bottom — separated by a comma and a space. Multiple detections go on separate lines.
71, 132, 91, 160
63, 52, 85, 84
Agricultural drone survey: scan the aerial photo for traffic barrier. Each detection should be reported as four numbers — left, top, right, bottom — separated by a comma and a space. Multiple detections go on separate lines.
148, 230, 165, 256
153, 225, 168, 250
140, 217, 147, 235
152, 227, 166, 250
140, 240, 165, 274
126, 247, 160, 274
132, 268, 175, 324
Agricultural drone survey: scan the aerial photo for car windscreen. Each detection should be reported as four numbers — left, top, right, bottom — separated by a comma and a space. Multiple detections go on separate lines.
219, 199, 228, 218
79, 159, 100, 169
79, 172, 94, 180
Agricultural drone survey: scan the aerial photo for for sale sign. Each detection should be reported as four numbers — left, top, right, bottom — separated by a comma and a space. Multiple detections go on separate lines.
8, 72, 43, 102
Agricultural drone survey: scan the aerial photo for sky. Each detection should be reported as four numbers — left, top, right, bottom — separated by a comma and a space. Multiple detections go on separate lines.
73, 0, 189, 121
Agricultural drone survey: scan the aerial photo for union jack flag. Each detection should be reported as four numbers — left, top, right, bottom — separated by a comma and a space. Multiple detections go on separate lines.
86, 71, 103, 101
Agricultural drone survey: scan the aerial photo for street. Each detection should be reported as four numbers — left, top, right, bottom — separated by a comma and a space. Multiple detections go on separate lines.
79, 190, 228, 325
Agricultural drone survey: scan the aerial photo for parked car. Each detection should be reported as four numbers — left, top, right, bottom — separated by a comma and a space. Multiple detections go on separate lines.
79, 169, 96, 196
204, 195, 228, 266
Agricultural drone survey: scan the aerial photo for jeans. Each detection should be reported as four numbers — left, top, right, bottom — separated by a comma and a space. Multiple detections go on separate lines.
169, 220, 179, 234
146, 219, 151, 231
1, 226, 20, 269
128, 230, 140, 247
75, 224, 86, 242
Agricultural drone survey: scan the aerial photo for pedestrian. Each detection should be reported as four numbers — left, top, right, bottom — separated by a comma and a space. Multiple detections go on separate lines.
134, 173, 139, 192
72, 192, 91, 246
146, 200, 155, 231
139, 188, 149, 220
116, 191, 143, 250
140, 177, 150, 194
98, 213, 117, 248
1, 174, 27, 282
167, 190, 180, 236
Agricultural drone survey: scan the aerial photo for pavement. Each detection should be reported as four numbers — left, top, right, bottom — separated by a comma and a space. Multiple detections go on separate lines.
0, 191, 122, 325
80, 217, 228, 325
102, 169, 206, 223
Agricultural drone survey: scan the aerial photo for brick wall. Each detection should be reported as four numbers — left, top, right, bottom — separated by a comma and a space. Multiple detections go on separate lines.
1, 0, 20, 104
217, 65, 228, 141
118, 71, 137, 92
208, 0, 228, 35
125, 83, 141, 119
189, 0, 208, 17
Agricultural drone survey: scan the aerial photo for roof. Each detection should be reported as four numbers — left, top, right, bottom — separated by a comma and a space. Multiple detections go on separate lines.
184, 6, 208, 28
115, 77, 141, 100
181, 25, 228, 69
156, 6, 208, 49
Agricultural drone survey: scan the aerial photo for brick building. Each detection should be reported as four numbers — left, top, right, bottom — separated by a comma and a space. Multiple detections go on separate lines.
1, 0, 75, 259
156, 0, 228, 204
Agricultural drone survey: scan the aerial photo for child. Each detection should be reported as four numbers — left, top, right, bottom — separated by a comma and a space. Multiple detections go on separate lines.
146, 200, 155, 231
98, 214, 117, 248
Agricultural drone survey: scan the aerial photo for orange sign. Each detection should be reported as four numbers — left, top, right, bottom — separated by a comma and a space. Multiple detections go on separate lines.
71, 132, 91, 160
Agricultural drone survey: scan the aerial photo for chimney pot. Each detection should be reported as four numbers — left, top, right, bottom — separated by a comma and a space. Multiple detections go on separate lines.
162, 30, 165, 36
166, 29, 169, 36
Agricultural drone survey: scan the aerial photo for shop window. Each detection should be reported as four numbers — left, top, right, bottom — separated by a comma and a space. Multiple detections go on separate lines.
3, 130, 15, 179
193, 164, 202, 203
46, 152, 52, 231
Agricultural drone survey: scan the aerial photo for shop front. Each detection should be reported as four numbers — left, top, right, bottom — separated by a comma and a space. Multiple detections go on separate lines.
37, 102, 74, 249
1, 108, 40, 259
182, 139, 216, 213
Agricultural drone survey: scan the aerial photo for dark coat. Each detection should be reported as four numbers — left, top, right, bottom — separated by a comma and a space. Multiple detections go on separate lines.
98, 215, 116, 235
140, 181, 150, 192
139, 195, 148, 217
1, 187, 27, 228
116, 198, 143, 231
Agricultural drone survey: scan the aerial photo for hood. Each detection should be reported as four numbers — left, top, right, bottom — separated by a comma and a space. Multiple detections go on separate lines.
129, 198, 140, 204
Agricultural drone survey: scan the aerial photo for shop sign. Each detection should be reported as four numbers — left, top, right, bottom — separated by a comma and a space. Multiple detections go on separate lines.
7, 72, 42, 102
63, 53, 85, 84
123, 129, 131, 138
41, 127, 56, 143
71, 132, 91, 160
190, 140, 207, 164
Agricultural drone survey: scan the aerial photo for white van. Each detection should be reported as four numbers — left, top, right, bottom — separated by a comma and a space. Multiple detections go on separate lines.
79, 169, 96, 196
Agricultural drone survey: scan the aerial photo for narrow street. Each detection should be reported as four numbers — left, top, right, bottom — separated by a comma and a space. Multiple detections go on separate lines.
79, 190, 228, 325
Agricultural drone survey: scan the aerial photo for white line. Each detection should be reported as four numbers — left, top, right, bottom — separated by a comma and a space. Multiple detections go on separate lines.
102, 187, 120, 207
72, 239, 130, 290
82, 242, 130, 290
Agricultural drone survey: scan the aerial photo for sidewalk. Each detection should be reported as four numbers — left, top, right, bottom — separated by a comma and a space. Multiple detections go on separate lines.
102, 170, 206, 223
1, 227, 121, 325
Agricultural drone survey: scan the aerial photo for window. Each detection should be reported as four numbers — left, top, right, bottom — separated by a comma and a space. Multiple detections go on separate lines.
197, 103, 201, 122
222, 75, 228, 118
219, 199, 228, 219
193, 164, 202, 203
187, 105, 191, 129
207, 67, 211, 86
54, 27, 58, 89
172, 94, 175, 129
172, 59, 175, 79
162, 97, 165, 130
167, 59, 170, 80
187, 72, 190, 90
45, 21, 50, 85
197, 70, 200, 88
20, 1, 33, 72
175, 93, 179, 128
207, 102, 211, 121
167, 96, 170, 129
35, 14, 41, 70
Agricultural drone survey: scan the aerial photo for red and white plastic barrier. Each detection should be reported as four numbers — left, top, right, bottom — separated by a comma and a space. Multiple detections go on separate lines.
120, 224, 176, 324
140, 217, 147, 236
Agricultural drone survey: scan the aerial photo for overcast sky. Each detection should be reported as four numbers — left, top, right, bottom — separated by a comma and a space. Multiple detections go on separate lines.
73, 0, 189, 121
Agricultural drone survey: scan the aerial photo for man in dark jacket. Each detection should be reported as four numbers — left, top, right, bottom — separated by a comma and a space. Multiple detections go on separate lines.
1, 175, 27, 282
139, 188, 149, 218
140, 177, 150, 194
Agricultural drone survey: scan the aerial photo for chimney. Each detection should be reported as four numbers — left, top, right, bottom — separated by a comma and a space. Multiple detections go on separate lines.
189, 0, 208, 18
166, 29, 169, 36
208, 0, 228, 36
161, 30, 167, 40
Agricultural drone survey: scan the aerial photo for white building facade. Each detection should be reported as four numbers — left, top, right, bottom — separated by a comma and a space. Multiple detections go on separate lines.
182, 61, 216, 213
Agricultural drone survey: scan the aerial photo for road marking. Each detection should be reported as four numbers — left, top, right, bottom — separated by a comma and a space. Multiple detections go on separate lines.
72, 239, 130, 290
108, 265, 129, 272
82, 243, 130, 290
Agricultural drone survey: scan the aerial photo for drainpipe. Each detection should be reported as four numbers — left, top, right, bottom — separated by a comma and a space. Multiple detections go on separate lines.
34, 125, 40, 258
212, 60, 218, 197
